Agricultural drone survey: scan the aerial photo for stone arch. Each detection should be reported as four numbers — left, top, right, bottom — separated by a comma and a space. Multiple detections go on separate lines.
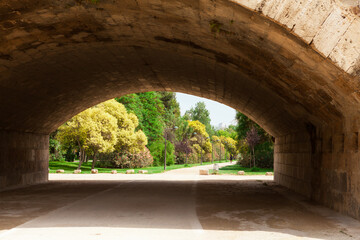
0, 0, 360, 219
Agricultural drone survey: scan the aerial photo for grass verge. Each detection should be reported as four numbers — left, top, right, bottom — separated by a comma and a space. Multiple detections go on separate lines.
49, 160, 229, 174
210, 164, 273, 175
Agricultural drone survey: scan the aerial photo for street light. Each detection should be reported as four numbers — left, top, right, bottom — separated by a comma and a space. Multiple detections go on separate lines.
164, 126, 178, 171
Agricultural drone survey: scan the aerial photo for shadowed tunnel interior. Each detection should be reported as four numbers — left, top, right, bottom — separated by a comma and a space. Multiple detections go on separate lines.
0, 0, 360, 220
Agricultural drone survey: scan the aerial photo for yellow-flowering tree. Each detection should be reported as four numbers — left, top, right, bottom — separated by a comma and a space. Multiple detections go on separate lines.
188, 120, 212, 162
57, 107, 118, 169
84, 108, 118, 169
57, 99, 148, 170
98, 100, 147, 153
57, 113, 88, 167
220, 136, 238, 160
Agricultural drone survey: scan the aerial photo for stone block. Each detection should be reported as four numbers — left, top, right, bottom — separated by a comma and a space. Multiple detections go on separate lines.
238, 171, 245, 175
266, 172, 274, 176
330, 19, 360, 73
138, 170, 148, 174
199, 169, 209, 175
73, 169, 81, 174
111, 170, 117, 174
126, 169, 135, 174
56, 169, 64, 173
91, 169, 98, 174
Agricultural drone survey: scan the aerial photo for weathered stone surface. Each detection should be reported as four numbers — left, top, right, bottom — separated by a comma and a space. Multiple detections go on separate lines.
111, 170, 117, 174
73, 170, 81, 174
138, 170, 148, 174
91, 169, 98, 174
0, 130, 48, 189
238, 171, 245, 175
0, 0, 360, 221
126, 170, 135, 174
199, 170, 209, 175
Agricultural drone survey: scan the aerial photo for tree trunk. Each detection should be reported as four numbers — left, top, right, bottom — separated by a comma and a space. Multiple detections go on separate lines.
77, 148, 84, 170
91, 152, 97, 170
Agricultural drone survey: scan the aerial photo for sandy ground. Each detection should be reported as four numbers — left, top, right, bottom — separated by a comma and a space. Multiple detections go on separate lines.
0, 163, 360, 240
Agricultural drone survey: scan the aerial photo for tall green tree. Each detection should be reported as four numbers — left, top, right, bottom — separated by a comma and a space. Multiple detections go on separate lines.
117, 92, 165, 143
235, 112, 269, 140
159, 91, 181, 129
185, 102, 214, 136
235, 111, 274, 168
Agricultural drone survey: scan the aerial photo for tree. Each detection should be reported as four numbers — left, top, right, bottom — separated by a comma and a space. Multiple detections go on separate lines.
98, 100, 147, 154
186, 102, 210, 126
246, 126, 261, 167
188, 120, 212, 163
148, 140, 175, 166
235, 111, 274, 168
83, 108, 118, 169
57, 100, 147, 170
57, 112, 89, 169
117, 92, 165, 143
185, 102, 214, 136
235, 112, 271, 141
118, 91, 184, 162
175, 139, 192, 164
216, 125, 237, 140
220, 136, 238, 159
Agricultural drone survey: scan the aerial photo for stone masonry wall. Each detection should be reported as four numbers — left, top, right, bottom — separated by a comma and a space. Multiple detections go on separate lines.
274, 132, 313, 198
275, 121, 360, 220
0, 130, 49, 190
314, 121, 360, 219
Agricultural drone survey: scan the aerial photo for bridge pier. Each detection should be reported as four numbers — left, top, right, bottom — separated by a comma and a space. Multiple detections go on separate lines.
274, 120, 360, 220
0, 130, 48, 189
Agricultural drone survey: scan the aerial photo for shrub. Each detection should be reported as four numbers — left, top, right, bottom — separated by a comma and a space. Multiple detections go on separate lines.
238, 141, 274, 169
97, 147, 153, 168
148, 140, 175, 166
49, 138, 64, 161
250, 167, 261, 172
64, 147, 75, 162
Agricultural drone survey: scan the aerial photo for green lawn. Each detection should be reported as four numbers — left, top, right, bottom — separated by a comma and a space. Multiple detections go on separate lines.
210, 164, 273, 175
49, 160, 230, 174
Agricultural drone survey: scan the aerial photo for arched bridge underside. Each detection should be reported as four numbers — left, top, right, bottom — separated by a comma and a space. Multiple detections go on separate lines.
1, 0, 360, 219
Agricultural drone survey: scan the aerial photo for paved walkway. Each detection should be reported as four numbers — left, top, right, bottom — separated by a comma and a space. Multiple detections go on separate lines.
1, 164, 360, 240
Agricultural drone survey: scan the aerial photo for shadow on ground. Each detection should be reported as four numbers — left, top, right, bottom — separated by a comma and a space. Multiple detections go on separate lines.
0, 180, 358, 239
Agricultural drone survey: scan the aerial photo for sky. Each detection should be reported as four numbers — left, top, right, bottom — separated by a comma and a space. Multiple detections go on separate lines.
175, 92, 237, 128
